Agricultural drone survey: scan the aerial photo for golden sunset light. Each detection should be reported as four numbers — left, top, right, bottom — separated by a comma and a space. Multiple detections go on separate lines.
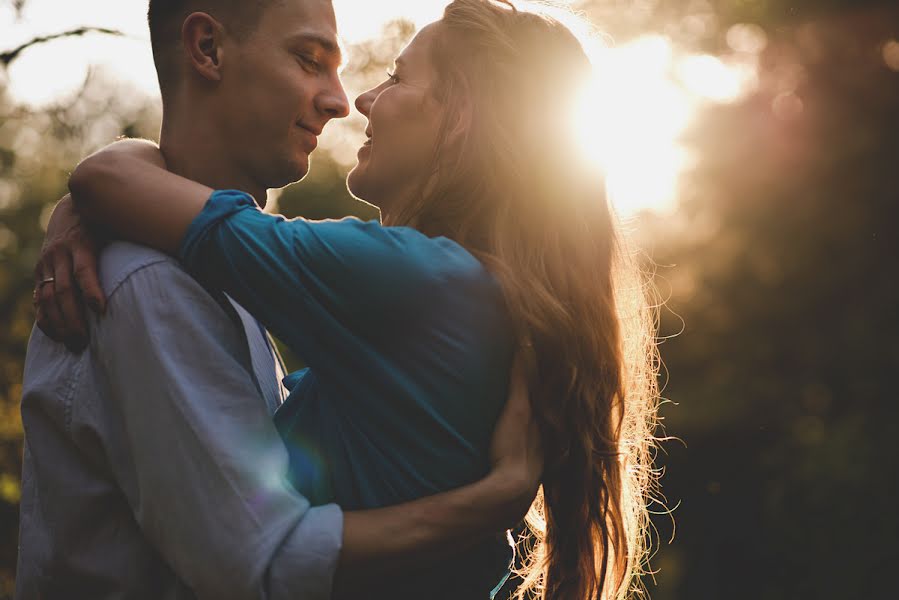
3, 1, 897, 598
1, 0, 761, 218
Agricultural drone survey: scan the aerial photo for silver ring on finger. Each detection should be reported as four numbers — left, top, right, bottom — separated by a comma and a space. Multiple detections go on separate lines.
38, 276, 56, 287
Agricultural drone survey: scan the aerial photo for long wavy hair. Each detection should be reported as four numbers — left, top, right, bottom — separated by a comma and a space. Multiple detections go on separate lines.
386, 1, 661, 598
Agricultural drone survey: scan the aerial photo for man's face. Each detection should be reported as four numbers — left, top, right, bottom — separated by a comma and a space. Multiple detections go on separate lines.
216, 0, 348, 191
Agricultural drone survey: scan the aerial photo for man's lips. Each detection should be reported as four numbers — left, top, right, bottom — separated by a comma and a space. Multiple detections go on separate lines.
296, 124, 320, 150
298, 123, 323, 136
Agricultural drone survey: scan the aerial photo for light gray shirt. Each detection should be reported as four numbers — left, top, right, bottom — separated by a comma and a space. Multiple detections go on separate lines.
16, 241, 343, 600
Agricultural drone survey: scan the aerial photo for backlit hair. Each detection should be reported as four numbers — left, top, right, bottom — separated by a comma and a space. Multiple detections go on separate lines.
388, 1, 661, 598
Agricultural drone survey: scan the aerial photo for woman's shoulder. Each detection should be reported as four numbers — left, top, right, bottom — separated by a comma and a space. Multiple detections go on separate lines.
391, 227, 499, 297
313, 219, 493, 288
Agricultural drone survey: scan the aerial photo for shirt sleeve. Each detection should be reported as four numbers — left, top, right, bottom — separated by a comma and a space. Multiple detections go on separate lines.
93, 258, 342, 600
177, 190, 448, 386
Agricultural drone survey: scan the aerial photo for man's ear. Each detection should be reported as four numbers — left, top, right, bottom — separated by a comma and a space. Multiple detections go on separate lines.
181, 12, 226, 82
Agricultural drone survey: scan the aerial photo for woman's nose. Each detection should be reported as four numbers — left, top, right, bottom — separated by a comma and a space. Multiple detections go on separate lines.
355, 87, 377, 118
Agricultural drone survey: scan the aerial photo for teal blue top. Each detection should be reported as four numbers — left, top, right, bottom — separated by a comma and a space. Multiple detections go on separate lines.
179, 190, 514, 596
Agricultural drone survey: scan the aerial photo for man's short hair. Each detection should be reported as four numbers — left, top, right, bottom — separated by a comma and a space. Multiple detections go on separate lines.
147, 0, 281, 96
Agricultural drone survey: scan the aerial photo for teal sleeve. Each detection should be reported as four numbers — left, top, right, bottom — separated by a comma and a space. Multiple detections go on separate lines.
177, 190, 448, 386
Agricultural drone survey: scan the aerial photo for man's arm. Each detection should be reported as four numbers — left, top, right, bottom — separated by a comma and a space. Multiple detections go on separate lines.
94, 254, 342, 600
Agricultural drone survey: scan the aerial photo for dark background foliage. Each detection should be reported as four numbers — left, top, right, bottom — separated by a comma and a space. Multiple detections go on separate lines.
1, 0, 896, 598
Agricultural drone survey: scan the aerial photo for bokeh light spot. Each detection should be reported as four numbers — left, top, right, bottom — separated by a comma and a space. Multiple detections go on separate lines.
882, 39, 899, 72
677, 54, 747, 103
726, 23, 768, 55
772, 91, 805, 121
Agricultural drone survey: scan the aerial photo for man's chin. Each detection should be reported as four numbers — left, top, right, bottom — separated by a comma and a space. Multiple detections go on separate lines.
272, 157, 310, 189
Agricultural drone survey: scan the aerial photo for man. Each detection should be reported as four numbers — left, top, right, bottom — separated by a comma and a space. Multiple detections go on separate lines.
16, 1, 538, 598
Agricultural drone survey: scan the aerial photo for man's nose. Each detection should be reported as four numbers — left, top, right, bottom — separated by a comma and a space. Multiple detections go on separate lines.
317, 80, 350, 119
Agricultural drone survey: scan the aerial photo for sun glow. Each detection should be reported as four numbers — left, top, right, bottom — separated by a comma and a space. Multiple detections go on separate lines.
573, 35, 693, 218
573, 33, 758, 217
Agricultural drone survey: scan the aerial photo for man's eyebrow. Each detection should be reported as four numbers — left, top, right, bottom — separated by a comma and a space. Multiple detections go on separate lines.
288, 32, 343, 61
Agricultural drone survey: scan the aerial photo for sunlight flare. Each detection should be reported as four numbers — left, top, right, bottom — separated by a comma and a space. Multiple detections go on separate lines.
574, 36, 693, 217
677, 54, 753, 103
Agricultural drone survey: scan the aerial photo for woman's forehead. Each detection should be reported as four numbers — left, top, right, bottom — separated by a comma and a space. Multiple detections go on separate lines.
396, 22, 442, 68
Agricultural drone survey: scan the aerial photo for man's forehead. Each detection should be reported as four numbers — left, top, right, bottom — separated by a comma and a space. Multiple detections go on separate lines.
264, 0, 342, 53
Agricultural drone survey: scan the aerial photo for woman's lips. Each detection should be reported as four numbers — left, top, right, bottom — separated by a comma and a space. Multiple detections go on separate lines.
358, 136, 372, 155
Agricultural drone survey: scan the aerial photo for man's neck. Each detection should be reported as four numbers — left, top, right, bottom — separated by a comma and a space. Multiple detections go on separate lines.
158, 109, 267, 206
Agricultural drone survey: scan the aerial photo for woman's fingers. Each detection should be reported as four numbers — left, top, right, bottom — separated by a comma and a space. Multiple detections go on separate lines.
33, 246, 90, 351
35, 261, 66, 342
52, 249, 88, 350
72, 240, 106, 314
33, 288, 50, 340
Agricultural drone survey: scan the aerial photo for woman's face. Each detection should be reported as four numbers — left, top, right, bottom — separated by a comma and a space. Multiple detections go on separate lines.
347, 23, 445, 217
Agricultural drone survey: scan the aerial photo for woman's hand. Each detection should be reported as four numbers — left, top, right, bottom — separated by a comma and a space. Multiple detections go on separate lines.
487, 349, 543, 527
34, 194, 106, 351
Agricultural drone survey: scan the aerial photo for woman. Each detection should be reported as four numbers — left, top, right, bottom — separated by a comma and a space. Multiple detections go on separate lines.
43, 1, 659, 598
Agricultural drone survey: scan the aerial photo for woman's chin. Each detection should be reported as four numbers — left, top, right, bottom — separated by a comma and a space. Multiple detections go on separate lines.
346, 167, 372, 204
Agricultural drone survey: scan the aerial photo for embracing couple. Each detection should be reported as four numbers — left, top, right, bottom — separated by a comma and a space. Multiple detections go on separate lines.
17, 0, 657, 599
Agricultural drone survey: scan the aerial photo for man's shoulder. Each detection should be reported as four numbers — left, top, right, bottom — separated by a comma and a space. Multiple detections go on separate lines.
97, 242, 242, 337
99, 241, 191, 297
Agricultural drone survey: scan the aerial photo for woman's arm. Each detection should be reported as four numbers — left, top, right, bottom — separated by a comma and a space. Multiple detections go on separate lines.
68, 139, 213, 255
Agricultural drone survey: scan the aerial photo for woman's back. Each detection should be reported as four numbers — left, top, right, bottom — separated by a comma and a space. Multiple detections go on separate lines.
273, 230, 513, 510
179, 190, 515, 596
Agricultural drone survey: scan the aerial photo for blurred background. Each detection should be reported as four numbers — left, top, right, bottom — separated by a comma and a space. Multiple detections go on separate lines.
1, 0, 897, 598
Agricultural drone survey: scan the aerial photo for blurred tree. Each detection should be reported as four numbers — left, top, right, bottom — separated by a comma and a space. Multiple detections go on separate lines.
1, 27, 124, 68
0, 65, 161, 593
632, 2, 899, 598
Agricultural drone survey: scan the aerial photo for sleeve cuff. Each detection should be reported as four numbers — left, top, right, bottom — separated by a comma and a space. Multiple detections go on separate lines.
177, 189, 258, 270
267, 503, 344, 599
